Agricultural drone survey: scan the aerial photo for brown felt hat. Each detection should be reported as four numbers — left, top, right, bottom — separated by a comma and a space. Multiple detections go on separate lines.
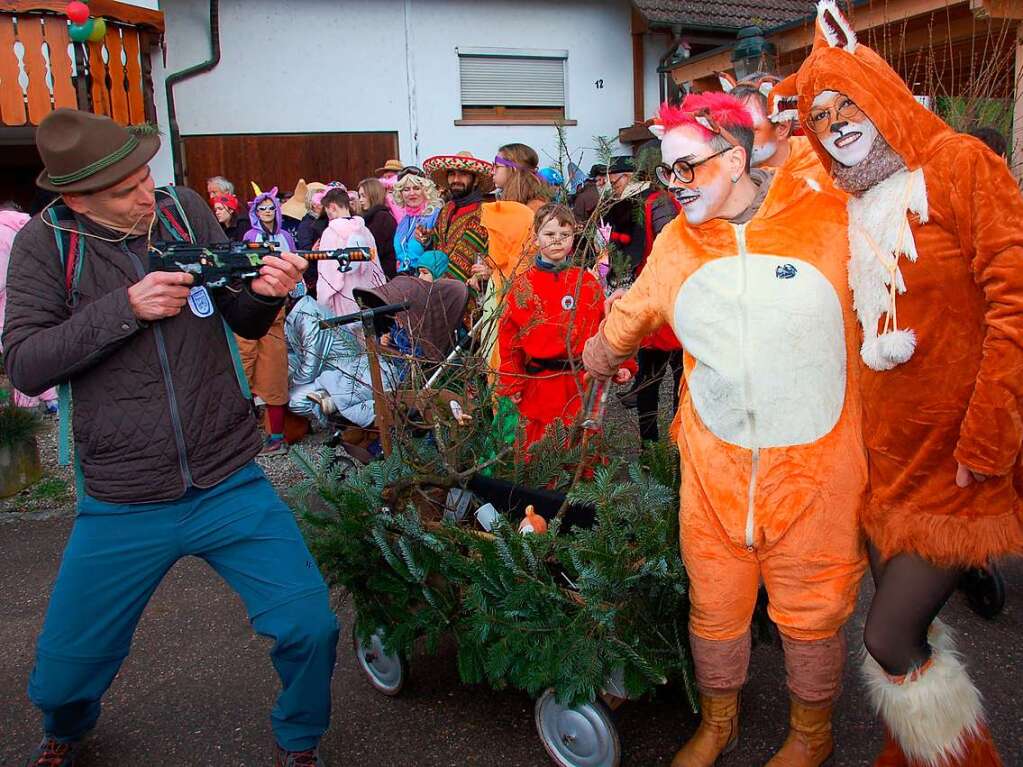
35, 108, 160, 194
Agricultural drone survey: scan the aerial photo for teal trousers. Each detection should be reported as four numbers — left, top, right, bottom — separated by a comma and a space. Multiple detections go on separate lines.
28, 462, 338, 751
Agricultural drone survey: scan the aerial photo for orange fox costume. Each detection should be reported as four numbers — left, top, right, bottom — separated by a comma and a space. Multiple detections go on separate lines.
794, 2, 1023, 765
590, 143, 867, 712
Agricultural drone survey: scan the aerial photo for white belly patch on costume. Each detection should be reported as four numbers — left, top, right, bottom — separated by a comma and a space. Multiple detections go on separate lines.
674, 255, 846, 449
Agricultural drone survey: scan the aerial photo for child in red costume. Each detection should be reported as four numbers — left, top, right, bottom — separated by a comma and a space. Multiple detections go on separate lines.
498, 204, 632, 448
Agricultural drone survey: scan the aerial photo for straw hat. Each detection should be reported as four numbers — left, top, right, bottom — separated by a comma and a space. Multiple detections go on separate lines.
422, 151, 495, 195
375, 159, 404, 175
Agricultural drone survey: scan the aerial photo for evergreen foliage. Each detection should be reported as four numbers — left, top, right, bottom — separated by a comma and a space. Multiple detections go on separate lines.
297, 434, 696, 711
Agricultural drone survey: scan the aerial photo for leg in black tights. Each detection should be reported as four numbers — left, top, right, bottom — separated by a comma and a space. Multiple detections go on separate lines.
863, 541, 962, 676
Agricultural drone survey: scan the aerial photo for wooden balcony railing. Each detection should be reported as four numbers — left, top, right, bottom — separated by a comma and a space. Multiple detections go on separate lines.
0, 1, 164, 128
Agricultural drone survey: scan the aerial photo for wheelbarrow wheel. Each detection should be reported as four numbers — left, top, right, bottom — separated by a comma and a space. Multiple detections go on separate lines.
353, 629, 407, 696
960, 563, 1006, 620
534, 688, 621, 767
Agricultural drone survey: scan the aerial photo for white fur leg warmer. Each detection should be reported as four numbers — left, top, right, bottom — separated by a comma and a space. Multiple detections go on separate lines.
862, 620, 987, 767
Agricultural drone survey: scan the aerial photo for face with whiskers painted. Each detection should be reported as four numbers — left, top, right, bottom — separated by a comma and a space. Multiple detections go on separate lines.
657, 124, 744, 226
809, 90, 877, 167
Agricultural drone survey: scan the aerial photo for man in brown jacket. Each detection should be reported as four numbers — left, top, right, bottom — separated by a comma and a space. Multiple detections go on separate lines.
4, 109, 337, 767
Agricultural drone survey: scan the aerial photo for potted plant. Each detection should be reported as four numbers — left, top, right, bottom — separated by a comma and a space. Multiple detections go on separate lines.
0, 394, 44, 498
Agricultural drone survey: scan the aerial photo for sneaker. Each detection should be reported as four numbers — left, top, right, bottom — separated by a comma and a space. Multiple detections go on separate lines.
26, 736, 78, 766
274, 744, 323, 766
260, 436, 288, 456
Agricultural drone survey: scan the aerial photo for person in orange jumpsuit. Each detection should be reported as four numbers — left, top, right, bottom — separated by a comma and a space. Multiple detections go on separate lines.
498, 204, 631, 449
583, 91, 866, 767
794, 2, 1023, 765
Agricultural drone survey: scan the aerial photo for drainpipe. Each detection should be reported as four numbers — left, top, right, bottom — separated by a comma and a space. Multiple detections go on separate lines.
165, 0, 221, 185
403, 0, 420, 164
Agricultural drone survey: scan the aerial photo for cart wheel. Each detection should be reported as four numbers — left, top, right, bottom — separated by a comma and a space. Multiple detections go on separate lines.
353, 629, 406, 696
534, 688, 621, 767
960, 563, 1006, 620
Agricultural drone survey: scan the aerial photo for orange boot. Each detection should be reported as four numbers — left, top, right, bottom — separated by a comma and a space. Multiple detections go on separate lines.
670, 691, 739, 767
765, 697, 834, 766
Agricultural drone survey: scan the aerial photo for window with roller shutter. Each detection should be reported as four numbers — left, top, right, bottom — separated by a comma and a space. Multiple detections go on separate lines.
456, 47, 571, 124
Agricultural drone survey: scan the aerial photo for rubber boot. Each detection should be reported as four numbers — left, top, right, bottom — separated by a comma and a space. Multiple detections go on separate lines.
765, 697, 834, 766
670, 691, 739, 767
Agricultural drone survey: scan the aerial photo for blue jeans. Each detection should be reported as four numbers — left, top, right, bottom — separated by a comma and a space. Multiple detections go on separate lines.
28, 462, 339, 751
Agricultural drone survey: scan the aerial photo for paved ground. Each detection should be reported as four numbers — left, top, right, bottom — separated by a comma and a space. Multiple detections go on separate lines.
1, 515, 1020, 767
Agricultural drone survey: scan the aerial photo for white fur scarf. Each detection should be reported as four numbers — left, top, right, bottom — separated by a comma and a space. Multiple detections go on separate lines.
847, 168, 928, 371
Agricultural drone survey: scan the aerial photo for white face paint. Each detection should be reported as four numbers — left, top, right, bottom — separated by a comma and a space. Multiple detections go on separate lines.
747, 103, 778, 167
660, 125, 735, 226
811, 89, 878, 167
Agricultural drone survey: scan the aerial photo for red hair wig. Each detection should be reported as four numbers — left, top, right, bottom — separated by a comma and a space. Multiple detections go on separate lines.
656, 92, 754, 139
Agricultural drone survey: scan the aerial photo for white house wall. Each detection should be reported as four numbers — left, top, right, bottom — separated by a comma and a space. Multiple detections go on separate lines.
161, 0, 635, 178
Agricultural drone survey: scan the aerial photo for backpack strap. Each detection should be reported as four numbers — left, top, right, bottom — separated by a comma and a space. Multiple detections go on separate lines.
45, 205, 86, 306
45, 204, 87, 468
155, 185, 196, 244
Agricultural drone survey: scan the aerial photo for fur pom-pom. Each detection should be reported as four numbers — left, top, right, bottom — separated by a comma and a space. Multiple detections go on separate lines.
861, 330, 916, 371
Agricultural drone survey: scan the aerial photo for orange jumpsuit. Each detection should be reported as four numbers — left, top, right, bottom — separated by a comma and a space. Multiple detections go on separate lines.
600, 166, 866, 658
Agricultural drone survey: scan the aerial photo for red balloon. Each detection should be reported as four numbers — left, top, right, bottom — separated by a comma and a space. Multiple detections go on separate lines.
66, 1, 90, 25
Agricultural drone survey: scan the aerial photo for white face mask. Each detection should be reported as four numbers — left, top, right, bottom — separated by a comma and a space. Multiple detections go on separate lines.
747, 104, 778, 167
812, 90, 878, 167
660, 126, 735, 226
751, 141, 778, 166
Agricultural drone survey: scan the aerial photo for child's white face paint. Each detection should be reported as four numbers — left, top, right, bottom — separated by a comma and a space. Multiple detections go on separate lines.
661, 125, 734, 226
811, 89, 877, 167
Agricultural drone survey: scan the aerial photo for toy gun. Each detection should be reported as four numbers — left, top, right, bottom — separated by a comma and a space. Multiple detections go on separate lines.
148, 240, 375, 288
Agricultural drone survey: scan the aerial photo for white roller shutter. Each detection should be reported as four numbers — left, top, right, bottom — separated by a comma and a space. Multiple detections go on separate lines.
459, 55, 566, 107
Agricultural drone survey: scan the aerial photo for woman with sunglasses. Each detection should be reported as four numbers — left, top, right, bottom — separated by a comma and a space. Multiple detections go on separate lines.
241, 188, 296, 454
583, 91, 866, 767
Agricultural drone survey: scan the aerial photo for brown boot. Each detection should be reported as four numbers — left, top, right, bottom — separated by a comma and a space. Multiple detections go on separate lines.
765, 697, 834, 766
670, 691, 739, 767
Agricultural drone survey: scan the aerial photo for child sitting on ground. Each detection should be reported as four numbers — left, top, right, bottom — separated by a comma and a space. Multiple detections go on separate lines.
498, 204, 633, 449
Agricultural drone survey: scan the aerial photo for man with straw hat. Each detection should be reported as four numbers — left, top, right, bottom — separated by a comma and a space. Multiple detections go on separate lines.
4, 108, 337, 767
421, 150, 494, 283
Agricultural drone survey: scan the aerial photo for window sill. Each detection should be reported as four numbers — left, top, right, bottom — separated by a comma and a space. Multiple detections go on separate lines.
454, 119, 578, 126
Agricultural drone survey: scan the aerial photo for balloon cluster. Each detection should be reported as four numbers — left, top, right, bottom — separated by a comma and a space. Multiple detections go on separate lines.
65, 1, 108, 43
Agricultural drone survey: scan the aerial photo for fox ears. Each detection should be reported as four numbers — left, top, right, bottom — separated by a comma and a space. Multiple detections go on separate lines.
815, 0, 857, 54
649, 123, 666, 140
716, 71, 737, 93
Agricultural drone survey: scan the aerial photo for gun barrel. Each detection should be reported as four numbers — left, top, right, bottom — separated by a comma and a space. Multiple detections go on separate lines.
318, 301, 411, 329
299, 248, 374, 262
